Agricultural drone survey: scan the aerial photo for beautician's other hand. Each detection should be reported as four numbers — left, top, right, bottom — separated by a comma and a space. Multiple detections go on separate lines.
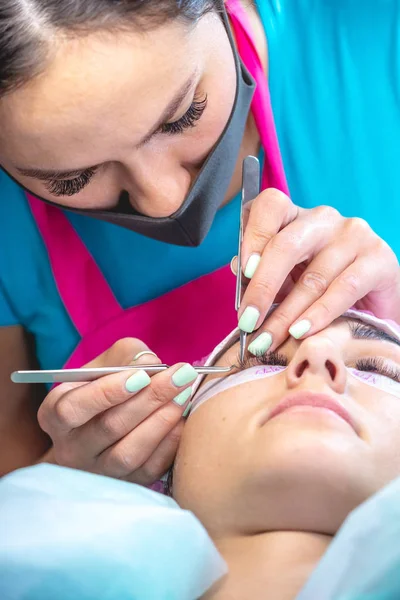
235, 188, 400, 354
38, 340, 194, 485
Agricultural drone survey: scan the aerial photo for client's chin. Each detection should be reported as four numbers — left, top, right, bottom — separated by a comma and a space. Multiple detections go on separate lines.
241, 428, 372, 535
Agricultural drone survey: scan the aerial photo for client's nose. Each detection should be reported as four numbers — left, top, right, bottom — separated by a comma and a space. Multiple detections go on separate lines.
285, 336, 346, 393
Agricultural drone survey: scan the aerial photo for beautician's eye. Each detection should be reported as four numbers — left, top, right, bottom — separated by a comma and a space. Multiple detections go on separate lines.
355, 357, 400, 383
160, 95, 208, 135
45, 167, 98, 197
238, 351, 288, 371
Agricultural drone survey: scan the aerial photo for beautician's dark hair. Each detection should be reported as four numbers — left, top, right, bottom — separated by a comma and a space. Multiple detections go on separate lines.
0, 0, 223, 97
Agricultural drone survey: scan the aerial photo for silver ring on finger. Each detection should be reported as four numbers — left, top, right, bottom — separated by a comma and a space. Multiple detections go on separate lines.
132, 350, 158, 362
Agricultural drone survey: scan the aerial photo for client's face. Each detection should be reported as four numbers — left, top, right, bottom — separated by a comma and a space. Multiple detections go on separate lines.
173, 319, 400, 537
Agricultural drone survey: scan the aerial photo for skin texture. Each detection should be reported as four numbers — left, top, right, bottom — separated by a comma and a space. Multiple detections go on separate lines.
37, 344, 195, 486
0, 326, 50, 475
173, 319, 400, 599
237, 190, 400, 346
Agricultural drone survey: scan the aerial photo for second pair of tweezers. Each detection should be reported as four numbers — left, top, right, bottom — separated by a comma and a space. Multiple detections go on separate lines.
236, 156, 261, 361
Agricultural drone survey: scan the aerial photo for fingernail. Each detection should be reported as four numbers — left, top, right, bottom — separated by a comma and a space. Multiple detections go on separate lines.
238, 306, 260, 333
174, 386, 193, 407
230, 256, 238, 275
183, 402, 192, 418
172, 363, 198, 387
248, 332, 273, 356
289, 319, 312, 339
126, 369, 151, 393
244, 254, 261, 279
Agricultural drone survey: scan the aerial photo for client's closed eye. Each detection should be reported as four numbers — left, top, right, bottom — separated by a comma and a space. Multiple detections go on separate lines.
355, 357, 400, 383
238, 351, 288, 371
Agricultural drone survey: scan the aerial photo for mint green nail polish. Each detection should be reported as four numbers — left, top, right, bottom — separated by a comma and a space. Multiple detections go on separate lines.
125, 370, 151, 393
172, 364, 198, 387
183, 402, 192, 418
244, 254, 261, 279
173, 386, 193, 407
230, 256, 238, 275
248, 332, 273, 356
238, 306, 260, 333
289, 319, 312, 339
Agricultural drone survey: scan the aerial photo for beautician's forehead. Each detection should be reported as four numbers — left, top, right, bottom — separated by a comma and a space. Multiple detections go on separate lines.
0, 19, 198, 162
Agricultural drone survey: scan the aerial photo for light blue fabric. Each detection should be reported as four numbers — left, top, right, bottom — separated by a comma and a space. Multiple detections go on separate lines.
2, 466, 400, 600
297, 475, 400, 599
1, 0, 400, 370
259, 0, 400, 254
0, 464, 227, 600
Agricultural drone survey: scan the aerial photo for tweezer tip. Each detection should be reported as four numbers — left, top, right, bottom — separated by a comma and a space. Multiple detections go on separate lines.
239, 331, 247, 362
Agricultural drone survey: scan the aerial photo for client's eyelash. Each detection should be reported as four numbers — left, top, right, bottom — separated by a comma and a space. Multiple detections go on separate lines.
160, 95, 208, 135
237, 351, 288, 371
236, 353, 400, 383
355, 357, 400, 383
45, 167, 98, 197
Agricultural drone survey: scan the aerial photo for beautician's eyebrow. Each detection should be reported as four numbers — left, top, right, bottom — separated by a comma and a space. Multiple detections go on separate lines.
15, 72, 198, 180
349, 321, 400, 347
137, 71, 198, 146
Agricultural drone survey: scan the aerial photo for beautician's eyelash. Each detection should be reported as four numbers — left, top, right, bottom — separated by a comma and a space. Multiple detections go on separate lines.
355, 357, 400, 383
237, 351, 288, 371
160, 94, 208, 135
45, 167, 98, 197
44, 96, 207, 196
43, 94, 208, 197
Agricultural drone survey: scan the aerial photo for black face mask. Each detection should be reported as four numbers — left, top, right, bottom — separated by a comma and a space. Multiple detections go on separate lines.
10, 7, 255, 247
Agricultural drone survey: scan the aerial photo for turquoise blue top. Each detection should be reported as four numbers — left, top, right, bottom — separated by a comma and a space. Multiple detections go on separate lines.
1, 0, 399, 369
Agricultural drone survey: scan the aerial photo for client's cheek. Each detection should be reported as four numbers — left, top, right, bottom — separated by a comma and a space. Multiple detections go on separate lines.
369, 399, 400, 467
173, 415, 236, 509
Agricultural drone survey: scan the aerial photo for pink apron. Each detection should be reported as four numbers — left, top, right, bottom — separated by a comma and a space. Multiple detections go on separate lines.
27, 0, 288, 369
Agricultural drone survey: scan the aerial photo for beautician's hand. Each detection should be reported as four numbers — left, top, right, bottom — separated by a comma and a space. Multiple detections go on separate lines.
38, 339, 195, 485
235, 188, 400, 354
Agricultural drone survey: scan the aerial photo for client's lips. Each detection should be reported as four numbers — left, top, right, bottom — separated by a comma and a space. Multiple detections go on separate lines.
267, 391, 358, 433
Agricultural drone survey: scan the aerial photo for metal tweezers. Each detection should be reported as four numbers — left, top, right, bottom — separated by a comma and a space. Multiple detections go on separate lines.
236, 156, 261, 362
11, 365, 233, 384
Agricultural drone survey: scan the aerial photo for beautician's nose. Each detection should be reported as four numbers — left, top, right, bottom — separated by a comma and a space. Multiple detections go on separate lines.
121, 157, 194, 217
285, 336, 347, 394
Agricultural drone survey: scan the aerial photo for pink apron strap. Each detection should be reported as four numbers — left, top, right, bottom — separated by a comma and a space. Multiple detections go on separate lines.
27, 193, 123, 337
226, 0, 290, 195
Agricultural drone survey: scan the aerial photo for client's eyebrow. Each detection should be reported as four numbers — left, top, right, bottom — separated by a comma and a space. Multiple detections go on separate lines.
349, 322, 400, 347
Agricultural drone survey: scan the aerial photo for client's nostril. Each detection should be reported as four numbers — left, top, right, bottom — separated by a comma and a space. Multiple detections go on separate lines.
325, 360, 336, 380
295, 360, 308, 378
